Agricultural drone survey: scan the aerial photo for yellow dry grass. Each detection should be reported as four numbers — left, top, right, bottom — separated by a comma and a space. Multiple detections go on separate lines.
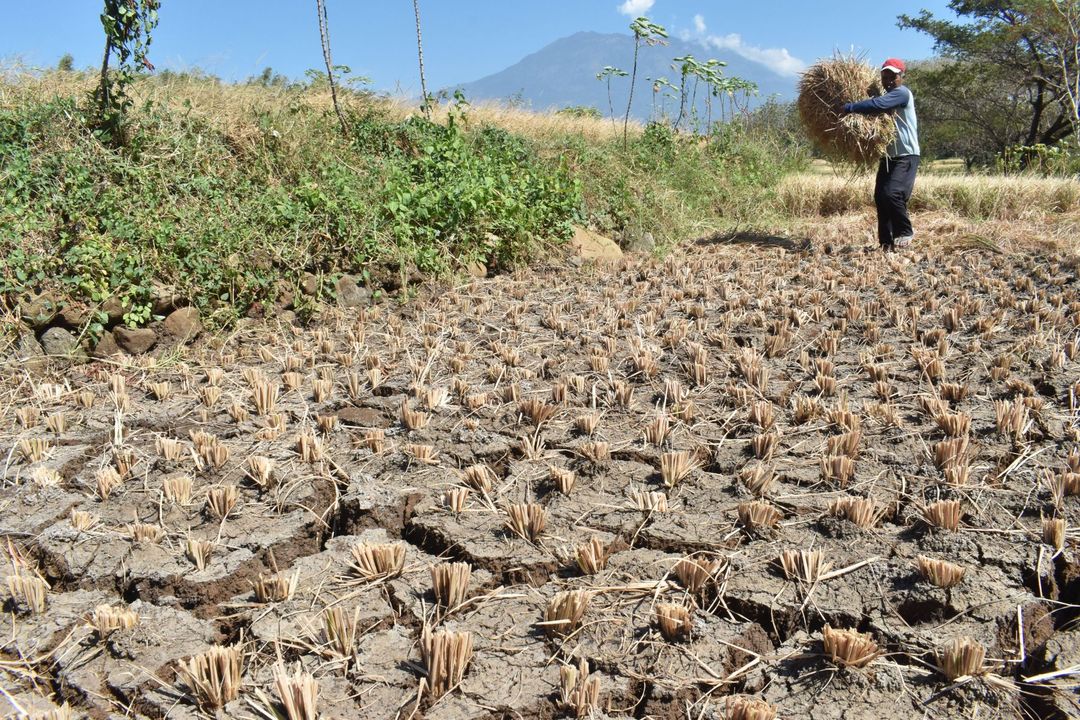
0, 70, 631, 145
777, 173, 1080, 221
780, 206, 1079, 255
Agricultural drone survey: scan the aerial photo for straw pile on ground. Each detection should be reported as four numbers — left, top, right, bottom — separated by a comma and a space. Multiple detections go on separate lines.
798, 56, 896, 165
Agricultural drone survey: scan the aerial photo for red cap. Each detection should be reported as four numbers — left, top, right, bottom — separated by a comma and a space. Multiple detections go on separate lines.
882, 58, 906, 74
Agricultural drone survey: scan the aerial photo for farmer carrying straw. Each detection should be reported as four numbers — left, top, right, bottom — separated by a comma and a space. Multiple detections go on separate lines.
840, 58, 920, 252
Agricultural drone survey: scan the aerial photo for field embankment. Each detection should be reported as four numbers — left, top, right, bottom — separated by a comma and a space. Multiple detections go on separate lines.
0, 71, 795, 336
1, 69, 1077, 356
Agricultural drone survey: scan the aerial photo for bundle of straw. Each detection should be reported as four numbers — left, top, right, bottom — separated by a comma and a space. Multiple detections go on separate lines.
798, 56, 896, 165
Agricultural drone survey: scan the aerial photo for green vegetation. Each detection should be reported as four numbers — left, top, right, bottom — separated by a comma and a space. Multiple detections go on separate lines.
0, 72, 805, 329
900, 0, 1079, 167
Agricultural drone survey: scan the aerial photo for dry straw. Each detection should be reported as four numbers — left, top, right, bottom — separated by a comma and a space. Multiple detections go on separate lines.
725, 696, 777, 720
576, 537, 610, 575
674, 555, 725, 594
916, 556, 966, 589
273, 662, 319, 720
505, 502, 547, 542
937, 637, 987, 681
90, 604, 139, 637
349, 542, 406, 580
559, 657, 601, 718
6, 573, 48, 614
419, 629, 473, 699
779, 549, 832, 584
829, 496, 882, 529
655, 603, 693, 642
431, 562, 471, 609
738, 500, 782, 530
822, 625, 881, 668
253, 570, 299, 603
544, 589, 592, 638
177, 645, 243, 710
798, 55, 896, 165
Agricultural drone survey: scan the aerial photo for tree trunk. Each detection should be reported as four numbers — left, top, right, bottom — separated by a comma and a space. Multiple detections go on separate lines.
316, 0, 349, 136
413, 0, 430, 118
98, 38, 113, 117
623, 40, 640, 147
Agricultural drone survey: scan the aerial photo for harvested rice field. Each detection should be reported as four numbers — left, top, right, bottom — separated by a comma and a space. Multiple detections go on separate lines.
2, 240, 1079, 720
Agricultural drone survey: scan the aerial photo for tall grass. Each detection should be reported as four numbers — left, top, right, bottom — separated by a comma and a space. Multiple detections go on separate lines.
777, 173, 1080, 220
0, 69, 802, 328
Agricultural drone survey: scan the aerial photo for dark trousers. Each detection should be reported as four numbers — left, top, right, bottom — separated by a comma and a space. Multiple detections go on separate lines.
874, 155, 919, 247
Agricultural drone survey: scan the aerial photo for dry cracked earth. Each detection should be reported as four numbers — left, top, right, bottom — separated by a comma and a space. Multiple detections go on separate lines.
2, 239, 1079, 720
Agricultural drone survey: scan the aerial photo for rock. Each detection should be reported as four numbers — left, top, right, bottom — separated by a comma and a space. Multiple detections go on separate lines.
335, 275, 371, 308
92, 330, 120, 358
14, 332, 46, 370
246, 301, 266, 319
337, 406, 386, 426
113, 326, 157, 354
301, 272, 318, 296
57, 302, 90, 328
624, 231, 656, 254
40, 327, 86, 360
149, 282, 181, 314
163, 307, 202, 343
570, 225, 623, 262
19, 293, 59, 329
101, 296, 126, 325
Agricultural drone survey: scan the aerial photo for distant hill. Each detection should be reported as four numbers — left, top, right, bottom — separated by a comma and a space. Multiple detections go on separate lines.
448, 31, 798, 123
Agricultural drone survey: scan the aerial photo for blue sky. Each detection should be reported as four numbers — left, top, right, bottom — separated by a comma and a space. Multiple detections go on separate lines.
4, 1, 953, 92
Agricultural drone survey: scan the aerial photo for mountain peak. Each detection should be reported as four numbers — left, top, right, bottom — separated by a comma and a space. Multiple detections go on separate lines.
449, 31, 796, 119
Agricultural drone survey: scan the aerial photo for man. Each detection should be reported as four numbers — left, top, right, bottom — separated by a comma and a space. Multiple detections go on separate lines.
841, 58, 920, 251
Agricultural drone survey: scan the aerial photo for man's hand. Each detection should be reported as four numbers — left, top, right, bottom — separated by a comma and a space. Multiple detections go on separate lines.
836, 103, 849, 116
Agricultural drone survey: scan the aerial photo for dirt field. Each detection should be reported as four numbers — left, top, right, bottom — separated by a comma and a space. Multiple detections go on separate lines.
2, 235, 1079, 719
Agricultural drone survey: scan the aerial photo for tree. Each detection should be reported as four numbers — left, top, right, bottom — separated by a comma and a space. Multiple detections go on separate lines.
899, 1, 1077, 154
315, 0, 348, 136
671, 55, 703, 131
624, 17, 668, 146
1037, 1, 1080, 136
57, 54, 75, 72
596, 66, 628, 132
412, 0, 431, 118
905, 59, 1033, 164
94, 0, 160, 141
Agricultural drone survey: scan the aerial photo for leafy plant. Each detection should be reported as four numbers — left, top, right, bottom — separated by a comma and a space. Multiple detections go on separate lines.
94, 0, 161, 143
625, 17, 668, 145
596, 65, 628, 131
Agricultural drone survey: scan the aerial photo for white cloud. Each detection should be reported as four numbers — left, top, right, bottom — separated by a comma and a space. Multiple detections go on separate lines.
705, 32, 806, 77
617, 0, 655, 18
693, 14, 706, 34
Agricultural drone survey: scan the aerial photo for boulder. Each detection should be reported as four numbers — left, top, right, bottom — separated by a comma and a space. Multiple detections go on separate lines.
40, 327, 86, 360
335, 275, 371, 308
101, 296, 126, 325
624, 231, 656, 254
114, 326, 157, 355
19, 293, 59, 329
57, 303, 90, 329
570, 226, 623, 262
14, 332, 46, 371
163, 307, 202, 343
301, 272, 319, 296
149, 282, 181, 314
92, 330, 120, 358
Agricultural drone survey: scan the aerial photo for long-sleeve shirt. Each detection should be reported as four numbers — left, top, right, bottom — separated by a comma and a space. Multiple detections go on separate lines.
843, 86, 920, 159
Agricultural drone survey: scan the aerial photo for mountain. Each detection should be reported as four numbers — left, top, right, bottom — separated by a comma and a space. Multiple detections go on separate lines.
448, 31, 798, 123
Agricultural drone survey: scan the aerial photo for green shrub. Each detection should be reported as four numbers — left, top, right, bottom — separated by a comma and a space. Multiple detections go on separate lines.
0, 73, 805, 328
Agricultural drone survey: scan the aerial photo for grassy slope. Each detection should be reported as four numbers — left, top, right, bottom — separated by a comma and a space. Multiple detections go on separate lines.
1, 71, 1077, 334
0, 72, 800, 329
